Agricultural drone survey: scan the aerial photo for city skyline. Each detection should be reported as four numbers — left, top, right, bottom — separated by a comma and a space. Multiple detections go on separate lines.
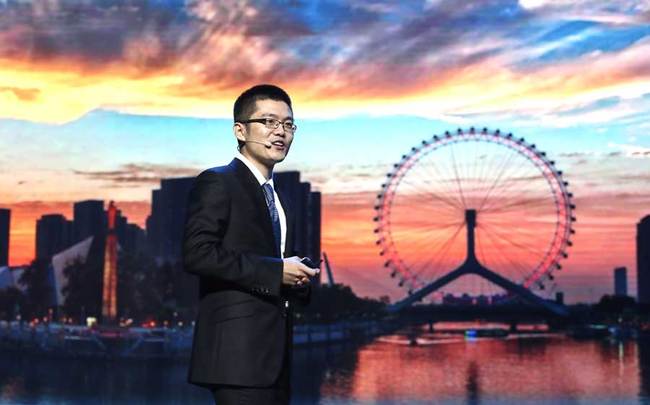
1, 0, 650, 303
1, 174, 647, 305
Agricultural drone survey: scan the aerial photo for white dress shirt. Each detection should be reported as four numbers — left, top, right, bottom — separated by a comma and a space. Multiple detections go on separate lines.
235, 152, 287, 258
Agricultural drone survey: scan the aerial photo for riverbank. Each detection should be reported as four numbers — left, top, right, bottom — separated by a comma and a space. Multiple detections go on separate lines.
0, 318, 396, 360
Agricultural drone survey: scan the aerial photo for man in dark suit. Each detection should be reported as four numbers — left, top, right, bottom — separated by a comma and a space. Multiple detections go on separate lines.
182, 84, 318, 404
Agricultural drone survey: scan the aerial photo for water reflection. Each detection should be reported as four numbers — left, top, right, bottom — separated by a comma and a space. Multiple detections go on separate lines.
639, 338, 650, 403
465, 360, 480, 405
315, 334, 648, 404
1, 334, 650, 404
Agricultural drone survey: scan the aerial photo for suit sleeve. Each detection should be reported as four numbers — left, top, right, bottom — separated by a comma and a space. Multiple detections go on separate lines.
182, 171, 283, 297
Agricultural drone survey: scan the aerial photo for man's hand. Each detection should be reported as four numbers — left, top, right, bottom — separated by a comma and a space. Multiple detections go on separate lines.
282, 256, 318, 287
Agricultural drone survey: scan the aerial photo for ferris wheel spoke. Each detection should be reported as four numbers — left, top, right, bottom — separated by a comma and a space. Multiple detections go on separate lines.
467, 139, 479, 195
478, 222, 555, 242
474, 144, 504, 201
480, 175, 552, 213
418, 151, 470, 208
484, 238, 532, 281
479, 223, 546, 260
389, 215, 465, 228
475, 228, 530, 283
404, 162, 456, 194
475, 147, 520, 212
481, 196, 555, 214
478, 151, 538, 213
470, 145, 508, 205
409, 223, 465, 281
449, 142, 468, 209
413, 227, 462, 274
479, 228, 546, 264
478, 156, 520, 209
480, 181, 545, 213
392, 189, 464, 212
389, 220, 464, 230
479, 219, 550, 246
401, 168, 465, 210
483, 150, 542, 210
398, 178, 464, 210
391, 232, 458, 253
392, 230, 462, 259
389, 234, 459, 249
478, 227, 534, 281
487, 172, 549, 214
398, 223, 463, 265
389, 222, 464, 235
390, 226, 462, 251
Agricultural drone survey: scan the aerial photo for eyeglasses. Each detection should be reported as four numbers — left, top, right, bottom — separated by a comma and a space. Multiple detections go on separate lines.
239, 118, 297, 133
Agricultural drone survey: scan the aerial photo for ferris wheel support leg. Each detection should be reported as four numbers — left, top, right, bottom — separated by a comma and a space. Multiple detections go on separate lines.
387, 263, 568, 317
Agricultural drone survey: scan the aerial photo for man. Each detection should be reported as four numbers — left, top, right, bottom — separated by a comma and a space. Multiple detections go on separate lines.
182, 84, 318, 404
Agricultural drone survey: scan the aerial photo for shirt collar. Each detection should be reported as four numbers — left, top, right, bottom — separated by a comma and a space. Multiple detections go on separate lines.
235, 152, 274, 187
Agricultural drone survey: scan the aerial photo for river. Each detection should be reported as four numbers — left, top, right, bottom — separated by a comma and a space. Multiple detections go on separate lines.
1, 326, 649, 404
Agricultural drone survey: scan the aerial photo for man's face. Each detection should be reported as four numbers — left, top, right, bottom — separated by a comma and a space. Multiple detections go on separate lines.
235, 98, 294, 167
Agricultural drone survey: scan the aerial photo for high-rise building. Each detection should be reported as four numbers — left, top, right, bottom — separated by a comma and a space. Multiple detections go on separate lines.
146, 177, 195, 262
73, 200, 105, 243
102, 201, 118, 323
123, 223, 147, 254
146, 177, 197, 310
307, 191, 321, 278
146, 189, 162, 258
114, 209, 146, 254
614, 266, 627, 296
275, 171, 322, 285
638, 215, 650, 305
148, 178, 194, 262
35, 214, 73, 260
146, 189, 162, 257
0, 208, 9, 266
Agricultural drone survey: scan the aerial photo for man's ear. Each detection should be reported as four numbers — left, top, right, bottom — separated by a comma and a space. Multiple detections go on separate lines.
233, 122, 247, 143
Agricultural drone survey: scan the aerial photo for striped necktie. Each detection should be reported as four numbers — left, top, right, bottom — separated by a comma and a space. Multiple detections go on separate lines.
262, 183, 281, 256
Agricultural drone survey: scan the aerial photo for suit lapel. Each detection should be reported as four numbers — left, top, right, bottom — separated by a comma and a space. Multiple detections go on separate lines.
231, 159, 278, 256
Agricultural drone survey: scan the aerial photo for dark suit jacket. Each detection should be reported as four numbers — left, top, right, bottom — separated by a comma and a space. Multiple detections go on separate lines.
182, 158, 310, 388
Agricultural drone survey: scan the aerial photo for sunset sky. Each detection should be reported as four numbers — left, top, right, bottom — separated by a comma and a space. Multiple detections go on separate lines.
1, 0, 649, 303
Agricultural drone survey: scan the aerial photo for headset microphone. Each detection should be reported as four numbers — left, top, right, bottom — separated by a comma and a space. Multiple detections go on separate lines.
246, 140, 272, 148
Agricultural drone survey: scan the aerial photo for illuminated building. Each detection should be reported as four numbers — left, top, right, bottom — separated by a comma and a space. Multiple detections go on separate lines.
102, 201, 118, 322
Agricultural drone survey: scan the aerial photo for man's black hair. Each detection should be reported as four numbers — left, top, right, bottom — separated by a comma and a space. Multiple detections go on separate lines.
234, 84, 293, 150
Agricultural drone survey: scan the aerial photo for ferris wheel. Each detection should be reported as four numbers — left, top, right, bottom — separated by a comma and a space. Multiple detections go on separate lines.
374, 128, 575, 305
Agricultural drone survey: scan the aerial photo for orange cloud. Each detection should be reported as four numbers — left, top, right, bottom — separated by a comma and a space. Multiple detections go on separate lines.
1, 1, 649, 124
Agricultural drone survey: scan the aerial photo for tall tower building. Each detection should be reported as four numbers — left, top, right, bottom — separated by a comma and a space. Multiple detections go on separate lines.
638, 215, 650, 305
102, 201, 118, 323
147, 177, 194, 262
275, 171, 322, 285
112, 209, 145, 254
0, 208, 9, 266
36, 214, 73, 260
73, 200, 105, 243
614, 266, 627, 296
